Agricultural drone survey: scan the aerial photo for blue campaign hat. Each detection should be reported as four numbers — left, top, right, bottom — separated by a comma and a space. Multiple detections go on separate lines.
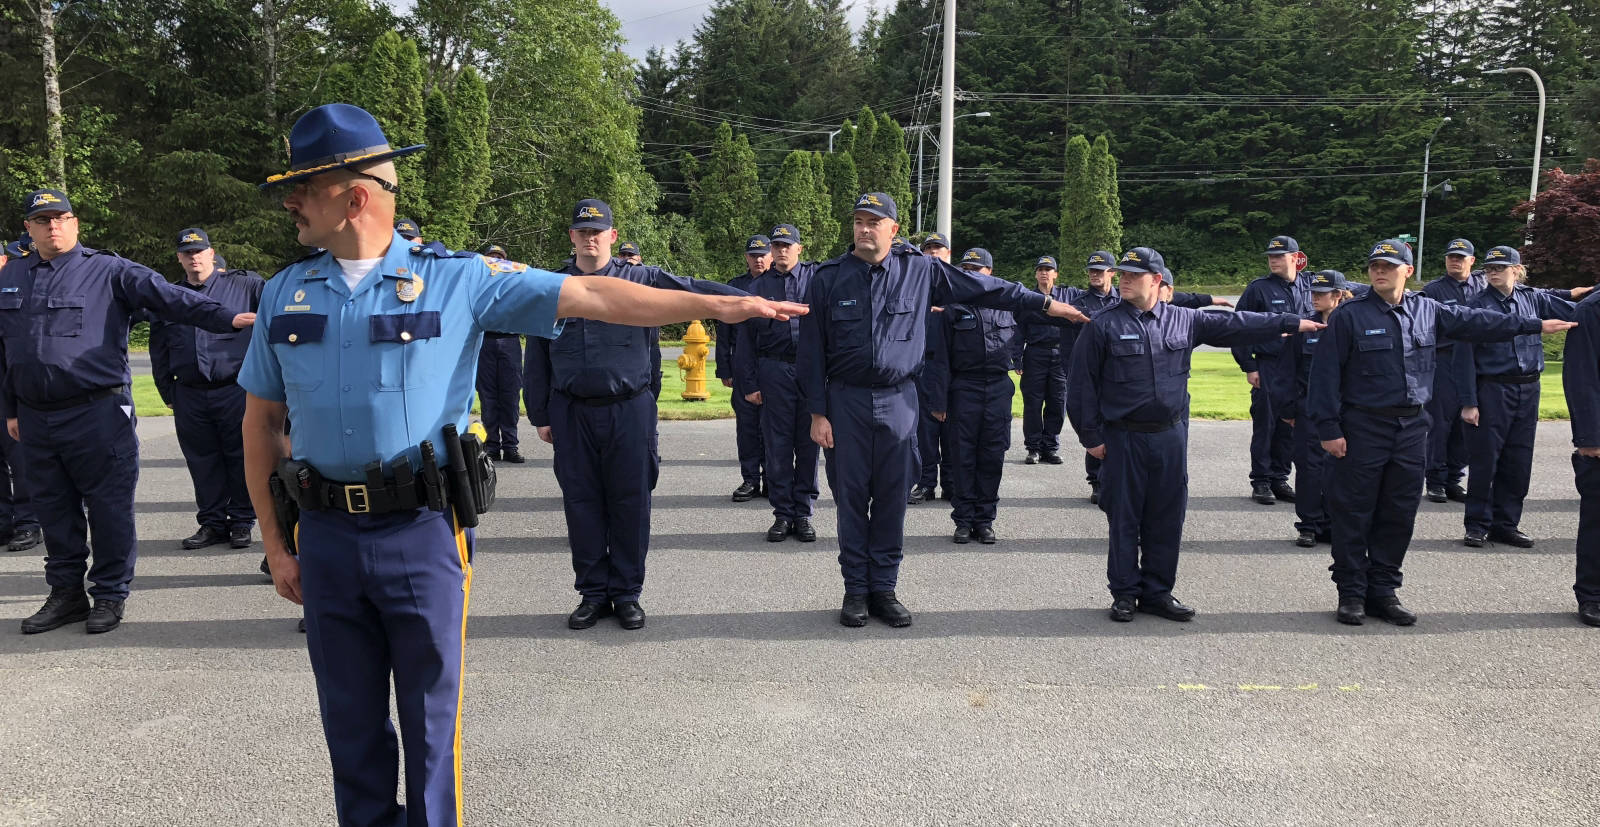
1115, 247, 1165, 274
22, 189, 72, 219
175, 227, 211, 252
1444, 238, 1476, 257
394, 218, 421, 239
853, 192, 898, 221
959, 247, 994, 269
1086, 251, 1116, 270
1368, 238, 1414, 266
1035, 255, 1058, 270
261, 103, 425, 189
1482, 245, 1521, 267
921, 232, 949, 250
770, 224, 802, 246
1308, 269, 1347, 292
570, 199, 613, 230
1264, 235, 1300, 255
745, 235, 772, 253
481, 243, 507, 258
617, 241, 640, 257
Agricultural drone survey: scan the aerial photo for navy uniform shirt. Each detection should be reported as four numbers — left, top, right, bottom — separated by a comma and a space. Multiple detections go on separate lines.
149, 268, 265, 403
1017, 285, 1080, 348
526, 258, 744, 426
1063, 286, 1120, 356
1451, 284, 1575, 407
1420, 270, 1487, 352
733, 261, 816, 390
1066, 300, 1300, 449
238, 232, 567, 482
798, 247, 1047, 414
715, 270, 759, 382
923, 304, 1019, 409
1305, 290, 1543, 441
1232, 273, 1311, 371
1273, 311, 1328, 421
0, 244, 239, 417
1563, 293, 1600, 448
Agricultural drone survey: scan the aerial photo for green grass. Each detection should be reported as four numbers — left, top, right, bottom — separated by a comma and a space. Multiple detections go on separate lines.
127, 353, 1573, 421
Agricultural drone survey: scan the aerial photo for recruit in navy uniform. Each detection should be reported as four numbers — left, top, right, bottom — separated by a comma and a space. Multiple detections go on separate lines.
799, 193, 1089, 628
1, 189, 255, 636
240, 104, 805, 826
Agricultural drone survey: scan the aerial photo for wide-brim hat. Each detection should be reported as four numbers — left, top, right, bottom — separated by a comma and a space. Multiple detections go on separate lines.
261, 103, 424, 189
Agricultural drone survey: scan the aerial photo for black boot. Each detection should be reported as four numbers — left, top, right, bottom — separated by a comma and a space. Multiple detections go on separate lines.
867, 591, 913, 627
86, 599, 125, 634
21, 586, 91, 634
839, 594, 868, 627
792, 518, 816, 542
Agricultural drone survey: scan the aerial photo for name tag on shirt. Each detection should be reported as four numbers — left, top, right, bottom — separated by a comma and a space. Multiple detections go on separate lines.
1364, 328, 1386, 336
838, 300, 857, 307
1307, 337, 1320, 344
0, 287, 17, 293
1119, 333, 1141, 341
284, 304, 312, 312
1270, 299, 1286, 305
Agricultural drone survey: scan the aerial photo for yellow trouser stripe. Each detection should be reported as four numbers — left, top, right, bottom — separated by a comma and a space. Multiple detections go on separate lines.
452, 513, 472, 826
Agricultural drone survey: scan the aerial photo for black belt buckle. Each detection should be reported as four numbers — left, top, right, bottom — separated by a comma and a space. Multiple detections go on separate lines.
342, 484, 371, 514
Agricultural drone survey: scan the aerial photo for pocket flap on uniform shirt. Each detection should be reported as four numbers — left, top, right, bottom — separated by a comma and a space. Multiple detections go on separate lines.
370, 311, 442, 343
951, 311, 978, 330
833, 302, 864, 321
1356, 336, 1393, 351
886, 298, 916, 314
0, 293, 22, 310
268, 314, 328, 345
46, 294, 84, 309
1109, 339, 1146, 357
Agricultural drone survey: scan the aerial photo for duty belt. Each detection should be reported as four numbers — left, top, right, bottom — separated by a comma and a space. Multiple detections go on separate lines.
176, 376, 238, 390
296, 474, 447, 515
1481, 373, 1540, 385
758, 352, 796, 364
21, 385, 125, 412
1351, 403, 1423, 418
1106, 417, 1182, 433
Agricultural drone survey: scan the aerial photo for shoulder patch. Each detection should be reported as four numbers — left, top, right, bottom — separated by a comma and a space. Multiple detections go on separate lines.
484, 256, 529, 275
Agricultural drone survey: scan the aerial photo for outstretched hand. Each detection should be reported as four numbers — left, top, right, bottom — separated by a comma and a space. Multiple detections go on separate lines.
1048, 302, 1090, 324
1297, 319, 1327, 333
714, 297, 809, 324
1543, 319, 1578, 334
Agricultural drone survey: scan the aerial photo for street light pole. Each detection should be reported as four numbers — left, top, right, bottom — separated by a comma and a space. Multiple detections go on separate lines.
936, 0, 956, 238
1485, 66, 1547, 217
908, 113, 988, 235
1418, 117, 1450, 274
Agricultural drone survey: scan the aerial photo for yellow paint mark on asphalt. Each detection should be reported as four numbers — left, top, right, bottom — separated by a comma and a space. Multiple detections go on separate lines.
1338, 683, 1362, 691
1296, 683, 1319, 690
1237, 685, 1282, 691
1177, 683, 1208, 691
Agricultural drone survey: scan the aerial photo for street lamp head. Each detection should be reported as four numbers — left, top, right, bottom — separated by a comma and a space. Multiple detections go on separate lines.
973, 112, 992, 118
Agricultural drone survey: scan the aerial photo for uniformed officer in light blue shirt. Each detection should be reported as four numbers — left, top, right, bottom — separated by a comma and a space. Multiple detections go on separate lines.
240, 103, 805, 827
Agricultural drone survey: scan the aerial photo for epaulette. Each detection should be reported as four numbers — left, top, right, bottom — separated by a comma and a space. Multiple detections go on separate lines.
270, 248, 324, 280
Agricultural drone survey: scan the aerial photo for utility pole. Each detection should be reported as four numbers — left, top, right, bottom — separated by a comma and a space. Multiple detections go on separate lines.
1484, 67, 1546, 223
936, 0, 956, 238
1417, 117, 1449, 273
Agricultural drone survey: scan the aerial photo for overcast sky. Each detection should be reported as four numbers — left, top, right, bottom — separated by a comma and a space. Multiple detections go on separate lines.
386, 1, 879, 61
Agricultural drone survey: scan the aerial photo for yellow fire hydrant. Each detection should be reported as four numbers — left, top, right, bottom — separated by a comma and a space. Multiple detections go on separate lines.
677, 320, 711, 401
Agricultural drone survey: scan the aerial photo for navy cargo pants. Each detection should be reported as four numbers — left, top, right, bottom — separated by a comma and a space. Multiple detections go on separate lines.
550, 391, 658, 603
1425, 354, 1469, 488
1099, 421, 1189, 599
1293, 422, 1332, 538
1248, 359, 1295, 486
757, 358, 819, 521
824, 380, 918, 594
1463, 379, 1539, 537
173, 382, 255, 531
1019, 345, 1066, 453
914, 370, 952, 491
949, 372, 1013, 529
18, 392, 139, 600
1571, 454, 1600, 605
1326, 409, 1428, 601
730, 376, 764, 488
476, 335, 523, 455
0, 424, 38, 537
299, 506, 473, 827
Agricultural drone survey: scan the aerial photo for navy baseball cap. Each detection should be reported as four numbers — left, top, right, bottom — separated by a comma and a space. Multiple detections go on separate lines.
1157, 264, 1175, 286
1308, 270, 1347, 292
1444, 238, 1476, 257
770, 224, 802, 246
1264, 236, 1300, 255
617, 241, 640, 257
1482, 246, 1521, 267
921, 232, 949, 250
745, 235, 772, 254
481, 244, 507, 258
23, 189, 71, 219
175, 227, 211, 252
261, 103, 425, 189
959, 248, 994, 269
394, 218, 421, 240
1035, 255, 1058, 270
853, 192, 897, 221
570, 199, 613, 230
4, 232, 30, 257
1368, 238, 1414, 266
1115, 247, 1165, 274
1086, 251, 1116, 270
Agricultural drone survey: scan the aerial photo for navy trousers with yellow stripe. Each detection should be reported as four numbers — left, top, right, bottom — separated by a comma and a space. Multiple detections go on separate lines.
299, 506, 473, 827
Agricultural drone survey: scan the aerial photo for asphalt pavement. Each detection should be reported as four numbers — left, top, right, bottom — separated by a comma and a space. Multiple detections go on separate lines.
2, 415, 1597, 826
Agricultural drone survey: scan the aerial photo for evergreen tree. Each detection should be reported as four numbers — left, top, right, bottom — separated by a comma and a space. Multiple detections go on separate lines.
1058, 135, 1093, 271
824, 139, 860, 251
805, 151, 841, 259
1086, 135, 1123, 257
425, 67, 491, 251
765, 150, 814, 234
693, 122, 763, 275
876, 113, 913, 220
